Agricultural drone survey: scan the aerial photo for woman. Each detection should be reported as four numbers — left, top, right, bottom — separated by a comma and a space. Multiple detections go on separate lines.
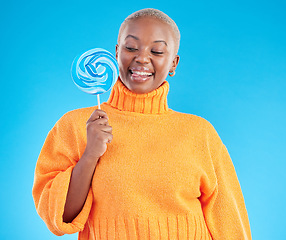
33, 8, 252, 240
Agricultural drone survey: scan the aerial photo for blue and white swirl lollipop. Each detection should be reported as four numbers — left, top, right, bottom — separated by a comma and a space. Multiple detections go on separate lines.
71, 48, 119, 109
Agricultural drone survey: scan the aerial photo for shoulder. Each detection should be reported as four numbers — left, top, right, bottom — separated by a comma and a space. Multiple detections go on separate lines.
169, 110, 222, 144
60, 106, 95, 121
52, 106, 96, 133
171, 110, 217, 132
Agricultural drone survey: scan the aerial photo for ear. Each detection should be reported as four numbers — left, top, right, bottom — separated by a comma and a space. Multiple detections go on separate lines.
170, 55, 180, 72
115, 44, 119, 60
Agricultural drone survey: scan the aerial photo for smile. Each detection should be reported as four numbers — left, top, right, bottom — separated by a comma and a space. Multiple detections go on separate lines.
129, 70, 154, 76
129, 69, 154, 82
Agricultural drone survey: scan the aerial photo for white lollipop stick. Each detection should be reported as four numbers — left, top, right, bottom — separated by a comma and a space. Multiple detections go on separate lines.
97, 94, 101, 109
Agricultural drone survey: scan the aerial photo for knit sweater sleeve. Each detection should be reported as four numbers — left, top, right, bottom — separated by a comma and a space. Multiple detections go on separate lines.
199, 123, 252, 240
32, 112, 93, 236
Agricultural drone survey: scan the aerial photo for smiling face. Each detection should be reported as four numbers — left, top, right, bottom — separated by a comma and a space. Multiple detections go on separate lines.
116, 16, 179, 94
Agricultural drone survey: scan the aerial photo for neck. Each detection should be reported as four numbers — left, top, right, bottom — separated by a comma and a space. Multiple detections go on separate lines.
106, 79, 170, 114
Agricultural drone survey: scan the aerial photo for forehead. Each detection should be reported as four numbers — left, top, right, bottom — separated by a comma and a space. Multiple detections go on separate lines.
119, 16, 176, 45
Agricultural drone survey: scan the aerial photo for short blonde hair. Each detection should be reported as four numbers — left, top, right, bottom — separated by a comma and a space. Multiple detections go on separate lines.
118, 8, 180, 54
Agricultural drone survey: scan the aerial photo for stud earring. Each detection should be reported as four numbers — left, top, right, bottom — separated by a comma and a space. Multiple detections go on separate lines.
169, 70, 175, 77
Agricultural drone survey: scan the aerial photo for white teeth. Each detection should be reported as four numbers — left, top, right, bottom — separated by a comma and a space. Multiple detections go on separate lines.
132, 71, 152, 76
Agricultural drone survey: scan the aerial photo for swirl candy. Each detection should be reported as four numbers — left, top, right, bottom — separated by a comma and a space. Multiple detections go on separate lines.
71, 48, 119, 108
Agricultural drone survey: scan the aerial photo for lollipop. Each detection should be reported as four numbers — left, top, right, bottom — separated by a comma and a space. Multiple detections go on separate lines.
71, 48, 119, 109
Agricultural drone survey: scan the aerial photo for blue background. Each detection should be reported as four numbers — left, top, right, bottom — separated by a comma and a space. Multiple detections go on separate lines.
0, 0, 285, 239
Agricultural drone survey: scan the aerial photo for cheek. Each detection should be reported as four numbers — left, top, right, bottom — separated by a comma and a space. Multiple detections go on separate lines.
118, 52, 131, 71
154, 59, 172, 75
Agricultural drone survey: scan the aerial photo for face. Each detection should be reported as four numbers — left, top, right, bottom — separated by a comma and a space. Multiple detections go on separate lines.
116, 16, 179, 94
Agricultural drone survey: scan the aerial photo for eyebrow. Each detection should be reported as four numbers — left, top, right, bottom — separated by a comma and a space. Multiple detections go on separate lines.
125, 35, 168, 46
154, 40, 167, 46
125, 35, 139, 40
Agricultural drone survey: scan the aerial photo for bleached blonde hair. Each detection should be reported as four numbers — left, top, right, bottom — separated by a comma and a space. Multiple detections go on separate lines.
118, 8, 180, 54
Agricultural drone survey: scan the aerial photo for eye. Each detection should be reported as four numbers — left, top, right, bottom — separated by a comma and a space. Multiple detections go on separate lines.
151, 50, 164, 55
126, 46, 138, 52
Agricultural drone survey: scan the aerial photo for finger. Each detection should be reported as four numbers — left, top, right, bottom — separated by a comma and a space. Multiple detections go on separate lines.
87, 109, 108, 123
103, 132, 113, 143
99, 125, 112, 133
95, 117, 109, 126
86, 122, 112, 135
96, 132, 113, 144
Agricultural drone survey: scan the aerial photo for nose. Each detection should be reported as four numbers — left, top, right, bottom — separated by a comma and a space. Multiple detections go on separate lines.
135, 49, 150, 64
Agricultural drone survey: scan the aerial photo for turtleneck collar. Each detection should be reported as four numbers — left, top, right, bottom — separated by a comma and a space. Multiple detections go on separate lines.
106, 79, 170, 114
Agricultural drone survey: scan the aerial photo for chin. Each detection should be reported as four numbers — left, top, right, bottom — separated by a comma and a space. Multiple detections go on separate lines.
129, 85, 151, 94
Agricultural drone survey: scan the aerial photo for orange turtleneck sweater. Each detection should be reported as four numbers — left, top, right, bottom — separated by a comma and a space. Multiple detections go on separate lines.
32, 80, 251, 240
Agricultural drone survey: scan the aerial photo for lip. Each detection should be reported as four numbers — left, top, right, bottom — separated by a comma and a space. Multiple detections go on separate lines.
129, 66, 154, 74
129, 66, 154, 83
